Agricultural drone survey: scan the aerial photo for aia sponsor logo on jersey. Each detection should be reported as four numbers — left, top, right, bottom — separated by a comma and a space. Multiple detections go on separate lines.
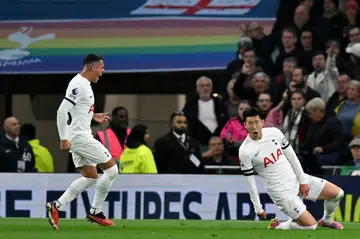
263, 148, 283, 168
88, 104, 94, 114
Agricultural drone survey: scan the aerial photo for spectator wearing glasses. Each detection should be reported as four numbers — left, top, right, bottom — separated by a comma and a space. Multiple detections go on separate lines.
183, 76, 228, 153
153, 112, 204, 174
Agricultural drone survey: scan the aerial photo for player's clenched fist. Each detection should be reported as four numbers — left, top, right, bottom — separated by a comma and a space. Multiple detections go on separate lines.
257, 211, 267, 220
299, 184, 310, 199
60, 139, 71, 151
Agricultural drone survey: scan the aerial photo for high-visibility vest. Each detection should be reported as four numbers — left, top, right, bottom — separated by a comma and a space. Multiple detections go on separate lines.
97, 128, 131, 160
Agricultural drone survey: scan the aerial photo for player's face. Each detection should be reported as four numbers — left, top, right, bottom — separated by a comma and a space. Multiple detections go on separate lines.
244, 115, 264, 140
92, 60, 105, 82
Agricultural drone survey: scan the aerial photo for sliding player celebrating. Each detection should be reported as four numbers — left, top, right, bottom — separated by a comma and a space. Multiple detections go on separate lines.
46, 54, 118, 229
239, 107, 344, 230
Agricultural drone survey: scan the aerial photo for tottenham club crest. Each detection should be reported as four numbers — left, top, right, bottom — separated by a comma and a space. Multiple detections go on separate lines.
72, 88, 78, 95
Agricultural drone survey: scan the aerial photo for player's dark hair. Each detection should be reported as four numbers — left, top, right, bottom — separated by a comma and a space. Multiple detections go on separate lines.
83, 54, 103, 66
112, 106, 128, 116
243, 107, 262, 122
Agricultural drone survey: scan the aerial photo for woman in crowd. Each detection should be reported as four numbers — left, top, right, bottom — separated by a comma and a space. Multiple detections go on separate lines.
282, 90, 310, 154
220, 100, 251, 163
119, 124, 157, 174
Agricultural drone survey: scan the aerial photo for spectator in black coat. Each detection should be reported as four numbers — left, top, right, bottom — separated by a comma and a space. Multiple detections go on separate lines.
0, 117, 37, 173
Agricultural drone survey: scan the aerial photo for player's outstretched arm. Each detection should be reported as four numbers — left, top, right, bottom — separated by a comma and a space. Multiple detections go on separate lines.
239, 150, 264, 217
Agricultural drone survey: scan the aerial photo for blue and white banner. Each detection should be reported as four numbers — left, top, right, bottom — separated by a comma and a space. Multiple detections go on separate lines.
0, 174, 359, 221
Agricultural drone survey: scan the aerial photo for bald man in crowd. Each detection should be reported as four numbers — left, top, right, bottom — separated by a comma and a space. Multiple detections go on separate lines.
0, 117, 37, 172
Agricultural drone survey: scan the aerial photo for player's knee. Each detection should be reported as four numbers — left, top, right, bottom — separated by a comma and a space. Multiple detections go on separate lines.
332, 188, 344, 202
82, 177, 98, 186
104, 164, 118, 180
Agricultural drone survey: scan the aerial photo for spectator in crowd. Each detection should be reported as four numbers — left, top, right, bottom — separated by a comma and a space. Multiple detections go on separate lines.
321, 0, 345, 40
274, 57, 298, 96
264, 90, 287, 129
326, 73, 350, 116
282, 90, 310, 154
298, 28, 317, 72
335, 80, 360, 153
224, 77, 240, 118
302, 98, 342, 173
153, 112, 204, 174
0, 117, 37, 172
343, 1, 360, 35
20, 123, 54, 173
202, 136, 235, 174
274, 28, 300, 75
234, 72, 273, 106
224, 36, 253, 92
220, 100, 251, 163
183, 76, 228, 152
307, 50, 339, 102
256, 92, 273, 120
345, 42, 360, 80
289, 67, 321, 102
120, 124, 157, 174
244, 22, 267, 59
340, 137, 360, 175
96, 106, 131, 163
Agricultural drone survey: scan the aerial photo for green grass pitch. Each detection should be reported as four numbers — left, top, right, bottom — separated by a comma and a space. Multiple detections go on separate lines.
0, 218, 359, 239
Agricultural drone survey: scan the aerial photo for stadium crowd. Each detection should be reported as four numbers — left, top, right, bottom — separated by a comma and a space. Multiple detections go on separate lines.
1, 0, 360, 176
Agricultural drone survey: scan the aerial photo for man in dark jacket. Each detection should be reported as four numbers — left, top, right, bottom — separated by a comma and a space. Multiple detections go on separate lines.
0, 117, 37, 172
183, 76, 228, 152
153, 112, 204, 174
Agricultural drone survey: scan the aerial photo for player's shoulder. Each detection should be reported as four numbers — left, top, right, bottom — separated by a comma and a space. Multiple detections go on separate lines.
262, 127, 283, 138
238, 136, 253, 157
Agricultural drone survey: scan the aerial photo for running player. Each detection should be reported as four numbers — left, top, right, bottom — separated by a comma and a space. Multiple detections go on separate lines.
239, 107, 344, 230
46, 54, 118, 229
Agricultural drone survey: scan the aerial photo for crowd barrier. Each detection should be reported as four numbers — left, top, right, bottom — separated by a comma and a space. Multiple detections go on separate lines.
0, 174, 358, 221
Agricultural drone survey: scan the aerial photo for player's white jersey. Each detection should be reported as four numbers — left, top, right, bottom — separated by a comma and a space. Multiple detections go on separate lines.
239, 127, 299, 201
64, 74, 95, 138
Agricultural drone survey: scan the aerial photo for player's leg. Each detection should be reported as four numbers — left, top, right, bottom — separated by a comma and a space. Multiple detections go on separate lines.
87, 159, 118, 226
318, 181, 344, 229
82, 138, 118, 226
46, 153, 98, 230
269, 196, 317, 230
306, 175, 344, 229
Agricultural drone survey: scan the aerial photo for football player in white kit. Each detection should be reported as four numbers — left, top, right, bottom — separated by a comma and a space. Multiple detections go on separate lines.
46, 54, 118, 229
239, 107, 344, 230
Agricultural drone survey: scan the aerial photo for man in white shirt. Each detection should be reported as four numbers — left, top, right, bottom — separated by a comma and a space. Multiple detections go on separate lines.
239, 107, 344, 230
46, 54, 118, 229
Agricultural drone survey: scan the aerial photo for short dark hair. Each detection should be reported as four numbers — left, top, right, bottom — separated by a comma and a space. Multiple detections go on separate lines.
282, 27, 297, 37
284, 56, 298, 66
83, 54, 103, 67
312, 51, 326, 59
20, 123, 36, 140
170, 111, 186, 122
295, 67, 308, 77
243, 107, 262, 122
112, 106, 128, 116
242, 47, 256, 56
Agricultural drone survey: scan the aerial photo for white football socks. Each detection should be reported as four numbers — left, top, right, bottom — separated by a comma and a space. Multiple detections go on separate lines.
323, 189, 344, 224
90, 164, 118, 215
56, 177, 97, 211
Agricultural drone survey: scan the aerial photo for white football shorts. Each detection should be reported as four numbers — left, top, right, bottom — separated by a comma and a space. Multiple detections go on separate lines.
69, 135, 111, 168
272, 174, 327, 220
